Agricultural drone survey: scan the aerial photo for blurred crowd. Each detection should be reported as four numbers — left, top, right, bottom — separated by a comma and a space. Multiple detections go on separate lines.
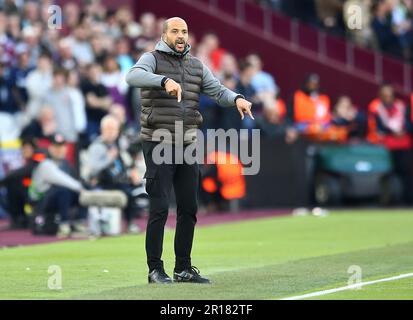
0, 0, 412, 236
257, 0, 413, 62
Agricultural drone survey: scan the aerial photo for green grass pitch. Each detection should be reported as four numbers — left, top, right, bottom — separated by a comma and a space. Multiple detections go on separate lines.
1, 210, 413, 300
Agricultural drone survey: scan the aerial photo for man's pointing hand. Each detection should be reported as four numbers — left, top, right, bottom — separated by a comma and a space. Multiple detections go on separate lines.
165, 79, 182, 102
236, 98, 254, 120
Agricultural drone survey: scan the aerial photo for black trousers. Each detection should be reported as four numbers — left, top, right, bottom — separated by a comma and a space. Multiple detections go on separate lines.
391, 149, 413, 204
142, 141, 200, 272
5, 179, 28, 227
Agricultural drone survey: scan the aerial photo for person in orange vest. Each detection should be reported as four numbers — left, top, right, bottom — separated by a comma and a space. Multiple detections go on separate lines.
367, 83, 413, 204
287, 73, 332, 141
200, 151, 246, 212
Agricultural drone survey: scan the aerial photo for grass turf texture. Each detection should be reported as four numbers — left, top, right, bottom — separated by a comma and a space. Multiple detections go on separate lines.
0, 210, 412, 300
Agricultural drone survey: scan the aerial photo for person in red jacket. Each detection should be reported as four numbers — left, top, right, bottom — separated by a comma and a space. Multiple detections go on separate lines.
367, 83, 413, 204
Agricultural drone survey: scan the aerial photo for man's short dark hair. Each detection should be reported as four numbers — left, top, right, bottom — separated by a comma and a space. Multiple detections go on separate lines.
239, 60, 253, 73
53, 67, 68, 79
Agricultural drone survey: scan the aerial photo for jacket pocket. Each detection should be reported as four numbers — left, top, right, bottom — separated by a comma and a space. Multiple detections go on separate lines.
141, 107, 153, 126
195, 109, 203, 126
147, 107, 154, 126
144, 167, 160, 197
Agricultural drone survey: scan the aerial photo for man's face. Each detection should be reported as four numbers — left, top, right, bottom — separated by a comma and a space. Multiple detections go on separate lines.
53, 74, 66, 89
49, 144, 67, 160
163, 19, 189, 53
307, 79, 319, 93
102, 122, 120, 143
22, 144, 34, 160
89, 65, 101, 83
380, 86, 394, 105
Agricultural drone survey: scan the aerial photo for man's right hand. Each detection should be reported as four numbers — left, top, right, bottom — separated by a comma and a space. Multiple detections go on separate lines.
165, 79, 182, 102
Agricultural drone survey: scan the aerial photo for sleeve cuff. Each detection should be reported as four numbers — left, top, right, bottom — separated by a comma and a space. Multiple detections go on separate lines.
161, 77, 169, 88
234, 94, 245, 103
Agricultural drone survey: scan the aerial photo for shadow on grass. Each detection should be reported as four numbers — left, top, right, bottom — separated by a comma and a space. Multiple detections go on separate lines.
73, 241, 413, 300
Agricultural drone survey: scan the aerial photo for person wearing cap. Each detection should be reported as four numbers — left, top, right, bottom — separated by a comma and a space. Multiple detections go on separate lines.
29, 134, 86, 238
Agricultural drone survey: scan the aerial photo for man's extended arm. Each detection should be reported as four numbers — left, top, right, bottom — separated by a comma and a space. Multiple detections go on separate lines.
201, 64, 253, 119
125, 52, 167, 88
200, 64, 242, 107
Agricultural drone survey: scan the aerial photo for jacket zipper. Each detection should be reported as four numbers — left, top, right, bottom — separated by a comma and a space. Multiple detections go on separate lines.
179, 59, 185, 124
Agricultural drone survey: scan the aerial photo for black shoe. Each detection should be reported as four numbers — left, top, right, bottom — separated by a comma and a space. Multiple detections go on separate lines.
174, 266, 211, 284
148, 269, 172, 284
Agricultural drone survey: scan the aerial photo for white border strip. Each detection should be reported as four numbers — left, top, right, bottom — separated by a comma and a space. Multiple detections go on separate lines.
280, 272, 413, 300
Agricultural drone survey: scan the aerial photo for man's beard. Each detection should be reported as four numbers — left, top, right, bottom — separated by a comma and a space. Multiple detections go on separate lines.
174, 39, 186, 52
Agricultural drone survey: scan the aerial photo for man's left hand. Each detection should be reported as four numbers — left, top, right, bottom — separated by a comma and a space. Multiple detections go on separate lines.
236, 98, 254, 120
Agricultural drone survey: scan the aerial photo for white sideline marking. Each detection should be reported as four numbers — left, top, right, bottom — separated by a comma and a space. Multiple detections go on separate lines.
280, 272, 413, 300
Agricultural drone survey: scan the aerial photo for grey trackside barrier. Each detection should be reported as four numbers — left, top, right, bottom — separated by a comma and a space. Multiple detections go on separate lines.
79, 190, 128, 208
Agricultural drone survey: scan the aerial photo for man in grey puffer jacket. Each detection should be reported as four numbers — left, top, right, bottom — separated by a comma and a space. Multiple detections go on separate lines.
126, 17, 254, 284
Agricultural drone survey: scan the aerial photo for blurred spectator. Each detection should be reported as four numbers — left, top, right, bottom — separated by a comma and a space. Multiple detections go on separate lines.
56, 38, 78, 71
20, 105, 57, 140
7, 12, 22, 41
315, 0, 345, 36
115, 6, 141, 39
62, 2, 81, 36
372, 0, 403, 57
367, 83, 413, 204
115, 37, 134, 73
8, 46, 34, 111
246, 53, 278, 112
80, 63, 112, 140
101, 54, 128, 106
255, 93, 299, 143
201, 32, 226, 73
1, 1, 19, 15
0, 138, 36, 229
26, 53, 53, 119
218, 53, 239, 80
217, 74, 241, 131
67, 69, 87, 136
235, 60, 259, 130
109, 103, 138, 153
30, 134, 86, 237
389, 0, 413, 61
0, 61, 19, 114
86, 115, 140, 233
67, 25, 94, 66
195, 41, 213, 70
43, 68, 85, 143
133, 12, 157, 52
287, 73, 332, 141
187, 32, 198, 51
332, 95, 367, 140
20, 25, 42, 67
89, 33, 108, 65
